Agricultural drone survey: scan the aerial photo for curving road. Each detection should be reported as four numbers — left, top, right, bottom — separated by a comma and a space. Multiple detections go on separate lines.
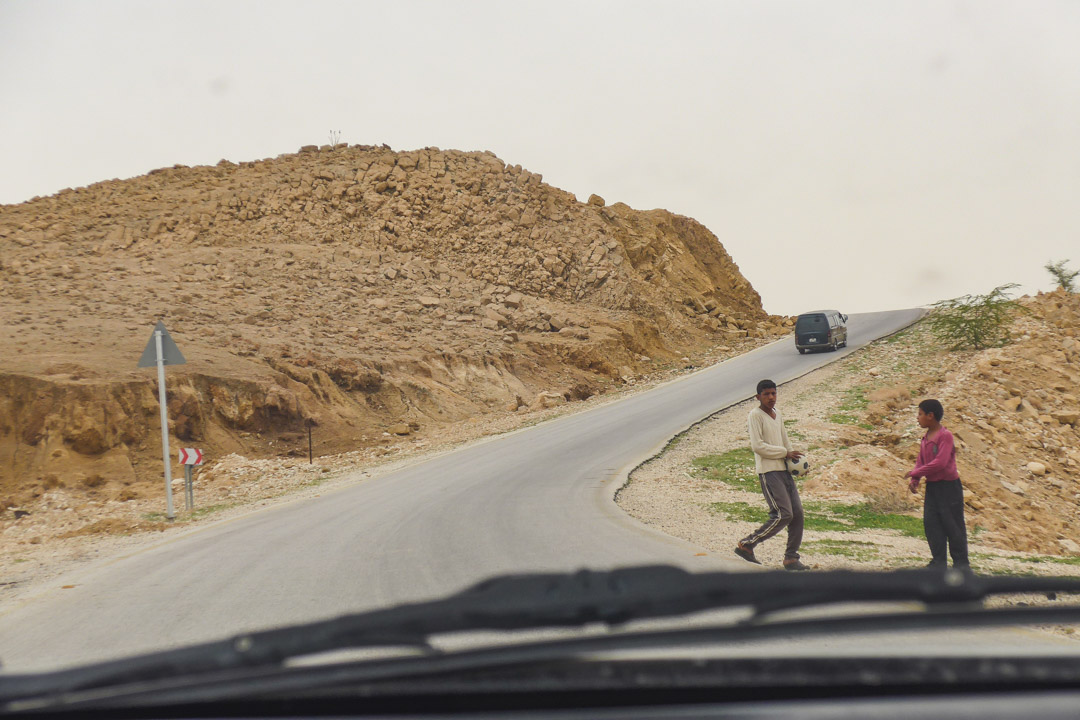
0, 310, 932, 671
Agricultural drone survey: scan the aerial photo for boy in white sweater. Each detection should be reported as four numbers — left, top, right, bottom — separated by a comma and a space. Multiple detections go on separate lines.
734, 379, 809, 570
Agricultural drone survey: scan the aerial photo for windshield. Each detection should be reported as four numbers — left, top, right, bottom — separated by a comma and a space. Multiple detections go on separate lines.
2, 0, 1079, 694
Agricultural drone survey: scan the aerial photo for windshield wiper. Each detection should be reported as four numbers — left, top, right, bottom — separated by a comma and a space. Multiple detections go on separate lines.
3, 566, 1079, 707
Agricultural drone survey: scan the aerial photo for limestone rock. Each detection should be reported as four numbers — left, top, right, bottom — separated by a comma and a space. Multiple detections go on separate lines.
1060, 538, 1080, 554
1051, 409, 1079, 426
535, 391, 566, 409
1001, 480, 1026, 495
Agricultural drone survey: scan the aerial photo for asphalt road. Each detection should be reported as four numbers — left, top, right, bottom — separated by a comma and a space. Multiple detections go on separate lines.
6, 307, 1071, 672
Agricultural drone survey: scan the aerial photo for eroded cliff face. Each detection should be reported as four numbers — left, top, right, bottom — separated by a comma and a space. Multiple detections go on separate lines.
0, 144, 787, 507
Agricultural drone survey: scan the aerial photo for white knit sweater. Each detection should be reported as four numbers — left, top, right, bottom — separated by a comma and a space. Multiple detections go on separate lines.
748, 406, 793, 474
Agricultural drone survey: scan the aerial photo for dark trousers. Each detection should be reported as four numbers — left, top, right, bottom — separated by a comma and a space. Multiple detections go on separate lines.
924, 479, 969, 567
740, 471, 803, 560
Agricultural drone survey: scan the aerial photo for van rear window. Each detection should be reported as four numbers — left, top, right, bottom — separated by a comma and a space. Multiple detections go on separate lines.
796, 315, 827, 333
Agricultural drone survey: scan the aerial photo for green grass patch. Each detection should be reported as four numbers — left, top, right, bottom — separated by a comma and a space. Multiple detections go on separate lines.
802, 539, 881, 561
188, 503, 233, 520
708, 499, 923, 539
827, 386, 873, 429
783, 419, 806, 441
143, 502, 234, 523
883, 329, 911, 344
804, 502, 924, 537
692, 448, 759, 492
705, 501, 761, 523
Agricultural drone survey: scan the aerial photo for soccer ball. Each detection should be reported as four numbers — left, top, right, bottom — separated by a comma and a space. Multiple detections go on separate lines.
787, 455, 810, 476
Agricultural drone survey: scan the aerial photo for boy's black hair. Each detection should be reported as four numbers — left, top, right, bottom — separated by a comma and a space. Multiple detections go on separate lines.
756, 379, 777, 395
918, 399, 944, 421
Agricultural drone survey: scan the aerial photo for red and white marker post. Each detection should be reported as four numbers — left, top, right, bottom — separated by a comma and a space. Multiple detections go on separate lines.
179, 448, 204, 512
179, 448, 204, 466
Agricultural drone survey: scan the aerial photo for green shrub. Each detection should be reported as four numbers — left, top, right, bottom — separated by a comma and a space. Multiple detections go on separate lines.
1045, 259, 1078, 293
927, 283, 1025, 350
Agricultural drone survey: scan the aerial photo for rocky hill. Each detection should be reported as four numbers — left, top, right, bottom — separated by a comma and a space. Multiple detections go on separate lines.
0, 144, 786, 510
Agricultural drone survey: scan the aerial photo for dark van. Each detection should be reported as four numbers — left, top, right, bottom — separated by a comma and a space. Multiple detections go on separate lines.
794, 310, 848, 353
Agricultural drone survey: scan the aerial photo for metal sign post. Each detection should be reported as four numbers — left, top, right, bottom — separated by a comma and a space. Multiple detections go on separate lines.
184, 464, 193, 512
138, 321, 186, 521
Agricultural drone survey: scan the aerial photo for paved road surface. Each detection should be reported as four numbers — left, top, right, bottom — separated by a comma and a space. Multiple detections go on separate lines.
4, 308, 1071, 672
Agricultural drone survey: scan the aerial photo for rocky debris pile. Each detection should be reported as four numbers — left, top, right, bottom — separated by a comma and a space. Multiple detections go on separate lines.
0, 144, 788, 512
807, 289, 1080, 555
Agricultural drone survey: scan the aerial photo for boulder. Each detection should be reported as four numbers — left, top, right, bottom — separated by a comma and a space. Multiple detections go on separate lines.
1059, 538, 1080, 554
1051, 410, 1079, 426
483, 307, 507, 326
1001, 480, 1026, 495
535, 391, 566, 409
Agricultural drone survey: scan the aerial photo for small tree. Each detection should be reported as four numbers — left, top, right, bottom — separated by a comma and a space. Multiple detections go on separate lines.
1044, 259, 1078, 293
928, 283, 1026, 350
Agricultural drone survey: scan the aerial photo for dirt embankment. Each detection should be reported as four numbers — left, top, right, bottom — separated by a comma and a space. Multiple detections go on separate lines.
0, 144, 790, 512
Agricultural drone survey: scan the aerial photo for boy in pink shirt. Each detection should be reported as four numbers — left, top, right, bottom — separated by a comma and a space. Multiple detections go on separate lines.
907, 399, 969, 569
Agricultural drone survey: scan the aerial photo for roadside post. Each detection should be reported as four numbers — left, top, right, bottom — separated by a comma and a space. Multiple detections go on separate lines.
179, 448, 204, 512
307, 418, 313, 464
137, 321, 187, 521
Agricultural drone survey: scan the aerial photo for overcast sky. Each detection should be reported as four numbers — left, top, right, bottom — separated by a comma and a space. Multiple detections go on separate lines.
2, 0, 1078, 316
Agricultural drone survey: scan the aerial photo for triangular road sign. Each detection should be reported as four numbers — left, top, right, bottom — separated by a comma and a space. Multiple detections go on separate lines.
137, 321, 187, 368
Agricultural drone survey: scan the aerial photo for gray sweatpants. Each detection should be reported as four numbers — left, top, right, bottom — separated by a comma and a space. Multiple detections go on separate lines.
740, 470, 803, 560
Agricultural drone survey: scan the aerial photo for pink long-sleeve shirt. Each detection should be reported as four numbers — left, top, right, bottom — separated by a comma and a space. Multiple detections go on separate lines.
907, 426, 960, 483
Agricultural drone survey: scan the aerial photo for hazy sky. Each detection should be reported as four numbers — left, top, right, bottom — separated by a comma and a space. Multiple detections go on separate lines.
2, 1, 1078, 316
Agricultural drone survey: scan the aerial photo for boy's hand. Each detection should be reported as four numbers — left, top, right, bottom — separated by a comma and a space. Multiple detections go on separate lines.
785, 450, 804, 461
908, 477, 920, 494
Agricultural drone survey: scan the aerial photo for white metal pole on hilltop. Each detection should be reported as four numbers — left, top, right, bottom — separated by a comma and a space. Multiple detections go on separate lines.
155, 330, 175, 520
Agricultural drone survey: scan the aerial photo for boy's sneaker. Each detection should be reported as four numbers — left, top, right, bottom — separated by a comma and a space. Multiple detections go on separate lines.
734, 543, 761, 565
783, 559, 810, 571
